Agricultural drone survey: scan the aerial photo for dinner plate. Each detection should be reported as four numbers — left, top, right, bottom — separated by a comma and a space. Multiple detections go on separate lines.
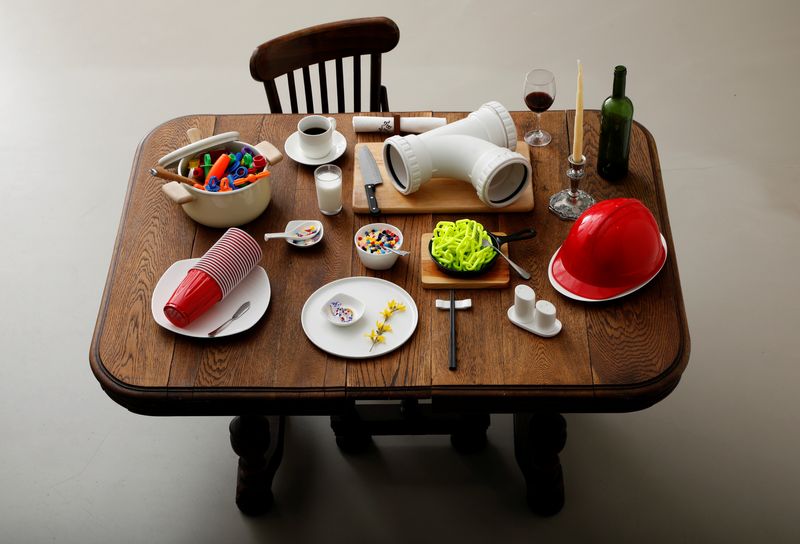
151, 258, 271, 338
547, 235, 668, 302
284, 130, 347, 166
301, 277, 418, 359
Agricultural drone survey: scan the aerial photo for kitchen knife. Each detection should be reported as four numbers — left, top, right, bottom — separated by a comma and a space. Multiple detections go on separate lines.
357, 146, 382, 215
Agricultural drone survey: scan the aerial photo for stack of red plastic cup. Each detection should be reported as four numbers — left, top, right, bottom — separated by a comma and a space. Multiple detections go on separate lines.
163, 228, 262, 328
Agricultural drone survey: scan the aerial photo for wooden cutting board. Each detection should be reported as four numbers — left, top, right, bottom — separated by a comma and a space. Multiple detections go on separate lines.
420, 233, 510, 289
352, 142, 534, 214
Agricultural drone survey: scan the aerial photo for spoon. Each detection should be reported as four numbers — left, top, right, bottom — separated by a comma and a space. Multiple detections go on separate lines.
481, 239, 531, 280
208, 301, 251, 337
264, 221, 320, 241
383, 245, 410, 256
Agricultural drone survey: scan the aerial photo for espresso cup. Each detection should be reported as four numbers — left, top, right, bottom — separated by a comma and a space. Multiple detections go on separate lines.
297, 115, 336, 159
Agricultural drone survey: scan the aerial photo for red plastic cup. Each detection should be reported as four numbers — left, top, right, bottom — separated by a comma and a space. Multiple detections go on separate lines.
164, 269, 223, 328
163, 228, 262, 328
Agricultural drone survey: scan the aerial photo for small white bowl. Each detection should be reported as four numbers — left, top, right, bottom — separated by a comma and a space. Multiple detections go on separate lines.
354, 222, 404, 270
285, 220, 324, 248
321, 293, 365, 327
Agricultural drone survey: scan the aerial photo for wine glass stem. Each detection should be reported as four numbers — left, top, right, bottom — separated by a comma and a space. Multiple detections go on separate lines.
534, 112, 542, 134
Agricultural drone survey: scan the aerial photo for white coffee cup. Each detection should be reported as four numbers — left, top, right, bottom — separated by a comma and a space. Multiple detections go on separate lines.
298, 115, 337, 159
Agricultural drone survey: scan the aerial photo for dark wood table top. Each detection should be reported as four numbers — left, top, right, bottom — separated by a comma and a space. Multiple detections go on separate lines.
90, 110, 690, 416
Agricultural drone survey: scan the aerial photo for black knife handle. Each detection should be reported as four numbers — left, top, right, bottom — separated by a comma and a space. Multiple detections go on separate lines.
365, 184, 381, 215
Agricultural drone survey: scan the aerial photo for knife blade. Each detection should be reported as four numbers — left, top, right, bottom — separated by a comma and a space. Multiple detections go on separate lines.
357, 146, 382, 215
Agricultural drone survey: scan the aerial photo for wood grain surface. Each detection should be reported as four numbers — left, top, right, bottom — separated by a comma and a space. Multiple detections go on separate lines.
90, 110, 689, 415
351, 141, 534, 213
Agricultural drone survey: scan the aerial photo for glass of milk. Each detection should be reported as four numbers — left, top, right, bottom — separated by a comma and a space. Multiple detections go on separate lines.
314, 165, 343, 215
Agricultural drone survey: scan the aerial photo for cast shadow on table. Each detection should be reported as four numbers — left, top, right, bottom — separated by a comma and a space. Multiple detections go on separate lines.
236, 414, 696, 543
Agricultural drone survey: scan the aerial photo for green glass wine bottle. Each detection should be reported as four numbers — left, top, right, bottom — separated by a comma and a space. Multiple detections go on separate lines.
597, 66, 634, 181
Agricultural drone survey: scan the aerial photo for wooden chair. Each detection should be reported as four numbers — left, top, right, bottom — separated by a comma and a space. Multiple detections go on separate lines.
249, 17, 400, 114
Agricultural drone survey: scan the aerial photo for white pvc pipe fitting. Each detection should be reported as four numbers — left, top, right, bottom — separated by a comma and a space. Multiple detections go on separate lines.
382, 101, 532, 208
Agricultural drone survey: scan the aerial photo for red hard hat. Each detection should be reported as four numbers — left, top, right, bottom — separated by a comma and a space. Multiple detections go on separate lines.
550, 198, 667, 300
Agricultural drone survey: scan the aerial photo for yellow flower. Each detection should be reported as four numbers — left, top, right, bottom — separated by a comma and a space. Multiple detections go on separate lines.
367, 299, 406, 351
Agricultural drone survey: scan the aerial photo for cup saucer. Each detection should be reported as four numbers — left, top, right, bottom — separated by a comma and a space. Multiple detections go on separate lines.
284, 130, 347, 166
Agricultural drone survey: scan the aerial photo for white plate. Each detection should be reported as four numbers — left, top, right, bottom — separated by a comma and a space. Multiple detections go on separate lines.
151, 258, 271, 338
284, 130, 347, 166
301, 277, 418, 359
548, 235, 668, 302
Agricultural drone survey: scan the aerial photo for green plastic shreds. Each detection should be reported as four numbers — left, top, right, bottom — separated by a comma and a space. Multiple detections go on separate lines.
431, 219, 494, 272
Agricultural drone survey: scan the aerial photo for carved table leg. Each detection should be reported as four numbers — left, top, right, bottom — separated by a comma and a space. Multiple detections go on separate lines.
513, 412, 567, 516
330, 401, 372, 454
229, 415, 285, 516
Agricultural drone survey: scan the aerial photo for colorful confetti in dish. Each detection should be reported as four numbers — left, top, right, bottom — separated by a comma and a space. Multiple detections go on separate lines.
357, 228, 401, 254
285, 220, 323, 247
321, 292, 364, 327
328, 301, 355, 323
290, 224, 321, 246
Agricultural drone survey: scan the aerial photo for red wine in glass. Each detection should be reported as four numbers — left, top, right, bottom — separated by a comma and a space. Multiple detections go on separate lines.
523, 69, 556, 146
524, 91, 555, 113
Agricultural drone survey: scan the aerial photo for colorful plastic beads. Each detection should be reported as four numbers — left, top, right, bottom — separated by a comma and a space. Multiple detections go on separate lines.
357, 228, 400, 254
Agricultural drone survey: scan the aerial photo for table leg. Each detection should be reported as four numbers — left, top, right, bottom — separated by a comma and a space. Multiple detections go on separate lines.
229, 415, 285, 516
513, 412, 567, 516
330, 401, 372, 454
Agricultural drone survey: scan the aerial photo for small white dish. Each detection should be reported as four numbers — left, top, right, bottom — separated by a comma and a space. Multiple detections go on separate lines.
151, 258, 270, 338
547, 235, 668, 302
321, 293, 365, 327
285, 220, 324, 248
354, 222, 404, 270
301, 277, 418, 359
284, 130, 347, 166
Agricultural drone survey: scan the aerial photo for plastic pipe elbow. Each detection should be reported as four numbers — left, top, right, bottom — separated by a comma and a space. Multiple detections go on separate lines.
381, 101, 531, 207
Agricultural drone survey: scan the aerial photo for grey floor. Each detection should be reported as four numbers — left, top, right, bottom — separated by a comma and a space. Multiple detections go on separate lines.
2, 1, 798, 542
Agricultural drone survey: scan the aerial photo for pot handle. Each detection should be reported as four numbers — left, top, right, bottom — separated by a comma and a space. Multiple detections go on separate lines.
186, 127, 202, 143
254, 140, 284, 166
493, 227, 537, 246
161, 181, 195, 205
157, 131, 240, 167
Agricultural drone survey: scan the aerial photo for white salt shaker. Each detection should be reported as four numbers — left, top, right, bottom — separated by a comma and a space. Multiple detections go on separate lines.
507, 285, 562, 338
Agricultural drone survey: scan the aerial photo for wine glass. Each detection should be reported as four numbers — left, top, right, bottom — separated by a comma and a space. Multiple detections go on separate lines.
522, 69, 556, 146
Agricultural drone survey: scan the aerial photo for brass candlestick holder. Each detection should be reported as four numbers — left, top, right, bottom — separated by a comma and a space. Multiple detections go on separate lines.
548, 154, 596, 221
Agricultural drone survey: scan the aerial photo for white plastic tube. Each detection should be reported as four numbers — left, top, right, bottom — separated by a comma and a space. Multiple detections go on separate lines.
382, 101, 531, 207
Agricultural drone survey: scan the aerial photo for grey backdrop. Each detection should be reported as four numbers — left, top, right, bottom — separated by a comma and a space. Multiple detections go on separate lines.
1, 1, 798, 542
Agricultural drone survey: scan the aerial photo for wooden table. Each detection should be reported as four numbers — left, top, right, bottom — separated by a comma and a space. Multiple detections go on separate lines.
90, 110, 690, 516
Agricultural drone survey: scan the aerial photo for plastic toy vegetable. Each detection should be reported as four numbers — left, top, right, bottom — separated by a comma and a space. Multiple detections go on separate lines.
430, 219, 495, 272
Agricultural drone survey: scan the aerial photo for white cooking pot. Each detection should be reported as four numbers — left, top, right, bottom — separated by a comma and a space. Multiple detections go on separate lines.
159, 132, 283, 228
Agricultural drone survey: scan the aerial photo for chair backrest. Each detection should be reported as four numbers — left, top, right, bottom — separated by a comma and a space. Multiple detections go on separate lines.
250, 17, 400, 114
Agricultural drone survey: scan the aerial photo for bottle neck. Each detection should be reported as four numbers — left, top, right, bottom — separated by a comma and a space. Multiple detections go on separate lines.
612, 65, 627, 98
